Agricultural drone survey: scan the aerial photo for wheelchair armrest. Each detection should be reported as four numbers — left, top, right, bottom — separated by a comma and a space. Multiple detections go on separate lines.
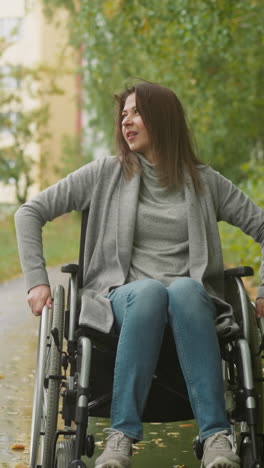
61, 263, 79, 274
224, 266, 254, 278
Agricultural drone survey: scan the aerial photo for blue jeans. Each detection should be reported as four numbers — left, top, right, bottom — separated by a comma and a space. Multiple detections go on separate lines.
108, 278, 230, 441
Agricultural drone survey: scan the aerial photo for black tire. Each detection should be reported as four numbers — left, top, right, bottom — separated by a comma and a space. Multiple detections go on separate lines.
240, 437, 255, 468
240, 435, 264, 468
29, 285, 65, 468
239, 303, 264, 466
248, 304, 263, 380
42, 285, 65, 467
29, 305, 53, 467
248, 305, 264, 438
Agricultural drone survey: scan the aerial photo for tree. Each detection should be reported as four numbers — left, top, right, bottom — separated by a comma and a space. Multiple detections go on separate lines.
0, 38, 64, 204
41, 0, 264, 182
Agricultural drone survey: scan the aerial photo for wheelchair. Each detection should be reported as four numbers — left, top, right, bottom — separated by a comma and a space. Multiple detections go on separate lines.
29, 215, 264, 468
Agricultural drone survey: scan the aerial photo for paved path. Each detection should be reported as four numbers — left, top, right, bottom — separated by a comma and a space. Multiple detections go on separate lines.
0, 266, 68, 467
0, 266, 68, 335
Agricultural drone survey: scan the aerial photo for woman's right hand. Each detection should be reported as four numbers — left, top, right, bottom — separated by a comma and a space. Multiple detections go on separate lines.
27, 284, 53, 316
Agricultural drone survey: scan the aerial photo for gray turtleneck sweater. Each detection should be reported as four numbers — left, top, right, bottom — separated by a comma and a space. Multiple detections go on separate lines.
127, 154, 189, 286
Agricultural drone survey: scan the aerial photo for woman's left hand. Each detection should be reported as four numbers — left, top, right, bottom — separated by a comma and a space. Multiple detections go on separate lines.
256, 297, 264, 318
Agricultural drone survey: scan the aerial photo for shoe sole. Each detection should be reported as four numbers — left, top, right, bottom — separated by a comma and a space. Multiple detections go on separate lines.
203, 456, 240, 468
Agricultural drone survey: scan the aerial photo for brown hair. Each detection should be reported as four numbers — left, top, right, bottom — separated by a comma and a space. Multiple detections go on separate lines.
115, 80, 202, 190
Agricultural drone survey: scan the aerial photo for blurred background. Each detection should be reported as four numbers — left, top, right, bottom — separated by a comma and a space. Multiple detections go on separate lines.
0, 0, 263, 466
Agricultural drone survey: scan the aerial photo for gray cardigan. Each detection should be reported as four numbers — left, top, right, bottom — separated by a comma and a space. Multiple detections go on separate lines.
15, 155, 264, 333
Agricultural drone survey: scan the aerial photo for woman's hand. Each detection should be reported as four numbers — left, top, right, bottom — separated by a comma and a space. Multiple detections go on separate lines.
256, 297, 264, 318
28, 284, 52, 316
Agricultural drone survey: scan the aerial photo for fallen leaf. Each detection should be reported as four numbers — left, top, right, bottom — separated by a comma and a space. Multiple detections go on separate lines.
167, 432, 180, 437
11, 443, 25, 451
150, 438, 167, 447
179, 423, 194, 428
133, 445, 144, 451
95, 441, 104, 447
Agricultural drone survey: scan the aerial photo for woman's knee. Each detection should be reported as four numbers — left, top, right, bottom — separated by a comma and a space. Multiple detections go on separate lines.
167, 277, 214, 319
130, 279, 167, 304
127, 279, 168, 321
168, 277, 204, 300
129, 278, 166, 294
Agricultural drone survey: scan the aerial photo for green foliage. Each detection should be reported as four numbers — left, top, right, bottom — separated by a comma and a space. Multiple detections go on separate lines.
0, 102, 50, 204
0, 41, 65, 204
42, 0, 264, 182
219, 162, 264, 281
220, 221, 262, 280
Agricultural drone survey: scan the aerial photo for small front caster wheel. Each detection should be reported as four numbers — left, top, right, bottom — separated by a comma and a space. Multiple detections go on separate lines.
193, 435, 204, 460
86, 433, 95, 458
70, 461, 87, 468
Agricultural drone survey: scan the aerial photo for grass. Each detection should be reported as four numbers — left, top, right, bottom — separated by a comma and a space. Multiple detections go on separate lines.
0, 210, 81, 283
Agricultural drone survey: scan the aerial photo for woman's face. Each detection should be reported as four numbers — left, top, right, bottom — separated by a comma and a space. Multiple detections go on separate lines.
121, 93, 154, 162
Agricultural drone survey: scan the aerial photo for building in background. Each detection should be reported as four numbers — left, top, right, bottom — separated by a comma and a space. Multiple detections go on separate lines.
0, 0, 78, 204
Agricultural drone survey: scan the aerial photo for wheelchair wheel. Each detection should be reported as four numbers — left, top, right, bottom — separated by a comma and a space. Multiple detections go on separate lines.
240, 439, 255, 468
55, 438, 75, 468
236, 307, 264, 467
29, 285, 65, 468
240, 435, 264, 468
248, 305, 263, 379
248, 307, 264, 439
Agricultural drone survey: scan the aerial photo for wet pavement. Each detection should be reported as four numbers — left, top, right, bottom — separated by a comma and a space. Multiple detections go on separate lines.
0, 267, 200, 468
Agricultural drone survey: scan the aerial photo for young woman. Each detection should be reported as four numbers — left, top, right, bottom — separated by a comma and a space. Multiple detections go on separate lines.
15, 81, 264, 468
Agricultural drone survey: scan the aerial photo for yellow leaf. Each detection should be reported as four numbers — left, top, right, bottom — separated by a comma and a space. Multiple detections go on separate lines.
103, 0, 122, 18
179, 423, 194, 428
11, 443, 25, 451
139, 18, 150, 35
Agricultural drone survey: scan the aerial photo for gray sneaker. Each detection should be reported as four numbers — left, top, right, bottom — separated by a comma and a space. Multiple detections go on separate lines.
94, 428, 132, 468
201, 431, 240, 468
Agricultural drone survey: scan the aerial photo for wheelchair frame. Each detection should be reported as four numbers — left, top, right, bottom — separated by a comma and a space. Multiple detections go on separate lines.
28, 210, 264, 468
220, 269, 264, 468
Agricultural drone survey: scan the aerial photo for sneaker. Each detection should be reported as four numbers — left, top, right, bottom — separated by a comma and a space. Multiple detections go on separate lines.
201, 431, 240, 468
94, 428, 132, 468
